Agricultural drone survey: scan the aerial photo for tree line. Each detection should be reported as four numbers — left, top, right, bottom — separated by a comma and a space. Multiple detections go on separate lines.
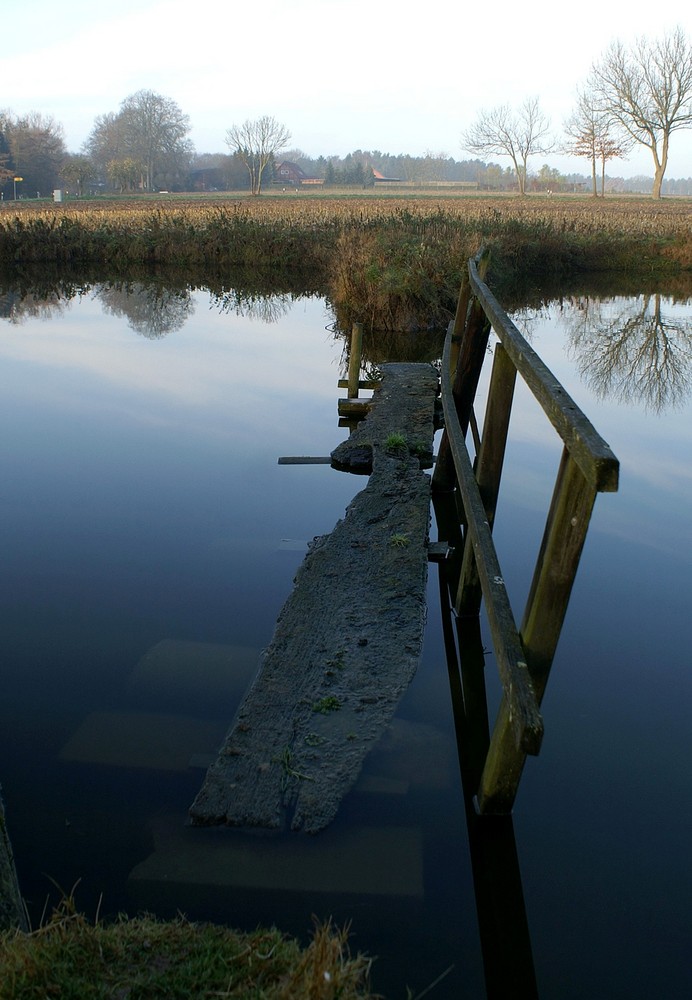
1, 28, 691, 201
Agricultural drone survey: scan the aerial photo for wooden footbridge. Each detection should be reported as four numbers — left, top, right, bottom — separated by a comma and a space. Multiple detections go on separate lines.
190, 249, 619, 833
2, 255, 619, 976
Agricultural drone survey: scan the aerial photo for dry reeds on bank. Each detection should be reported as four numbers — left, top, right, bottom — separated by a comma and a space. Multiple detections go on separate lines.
1, 193, 690, 331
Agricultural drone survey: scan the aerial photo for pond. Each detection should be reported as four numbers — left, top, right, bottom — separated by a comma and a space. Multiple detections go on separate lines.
0, 276, 690, 999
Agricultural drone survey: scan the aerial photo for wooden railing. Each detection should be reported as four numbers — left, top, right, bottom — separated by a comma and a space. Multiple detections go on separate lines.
432, 251, 619, 814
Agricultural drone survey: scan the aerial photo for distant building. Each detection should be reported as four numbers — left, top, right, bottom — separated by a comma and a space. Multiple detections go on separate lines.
372, 168, 402, 184
275, 161, 324, 187
190, 167, 227, 192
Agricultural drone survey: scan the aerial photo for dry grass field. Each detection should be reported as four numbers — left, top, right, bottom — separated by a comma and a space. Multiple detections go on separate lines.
2, 190, 691, 235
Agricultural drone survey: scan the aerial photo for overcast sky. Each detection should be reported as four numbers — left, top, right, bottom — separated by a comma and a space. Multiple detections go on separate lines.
4, 1, 692, 178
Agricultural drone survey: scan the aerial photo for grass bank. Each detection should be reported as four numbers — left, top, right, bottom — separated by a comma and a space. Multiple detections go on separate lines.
1, 193, 690, 330
0, 901, 375, 1000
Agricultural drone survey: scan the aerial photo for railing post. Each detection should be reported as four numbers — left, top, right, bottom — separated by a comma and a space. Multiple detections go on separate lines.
347, 322, 363, 398
476, 449, 598, 814
520, 448, 598, 699
449, 249, 492, 435
456, 343, 517, 616
432, 250, 492, 494
448, 267, 472, 378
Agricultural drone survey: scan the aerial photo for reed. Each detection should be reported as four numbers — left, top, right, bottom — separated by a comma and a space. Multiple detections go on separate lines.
1, 194, 690, 330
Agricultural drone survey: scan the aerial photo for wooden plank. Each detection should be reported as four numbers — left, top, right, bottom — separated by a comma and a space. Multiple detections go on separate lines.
190, 364, 439, 833
333, 364, 438, 472
278, 457, 333, 465
337, 398, 371, 419
427, 541, 454, 562
337, 380, 379, 390
468, 259, 619, 493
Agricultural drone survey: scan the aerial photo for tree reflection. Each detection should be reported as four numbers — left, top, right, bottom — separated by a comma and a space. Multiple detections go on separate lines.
563, 294, 692, 412
0, 289, 70, 324
96, 282, 194, 339
213, 289, 294, 323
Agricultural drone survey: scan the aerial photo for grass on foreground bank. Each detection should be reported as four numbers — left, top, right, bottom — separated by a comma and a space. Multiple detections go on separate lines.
0, 900, 376, 1000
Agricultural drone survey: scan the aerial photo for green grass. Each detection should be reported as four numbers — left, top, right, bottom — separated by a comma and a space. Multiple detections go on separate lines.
312, 695, 342, 714
0, 901, 375, 1000
384, 432, 407, 450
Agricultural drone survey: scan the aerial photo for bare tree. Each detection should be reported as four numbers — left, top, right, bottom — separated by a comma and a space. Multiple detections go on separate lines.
590, 27, 692, 199
462, 98, 552, 195
225, 116, 291, 195
564, 88, 632, 197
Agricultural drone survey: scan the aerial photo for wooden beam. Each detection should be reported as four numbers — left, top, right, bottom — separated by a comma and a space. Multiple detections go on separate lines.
468, 260, 619, 493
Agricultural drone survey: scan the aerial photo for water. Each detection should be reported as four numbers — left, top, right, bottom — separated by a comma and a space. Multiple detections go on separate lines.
0, 280, 690, 998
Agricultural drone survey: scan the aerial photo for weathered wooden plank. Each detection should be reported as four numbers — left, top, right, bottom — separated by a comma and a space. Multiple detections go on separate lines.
337, 398, 371, 419
332, 363, 439, 473
190, 365, 438, 833
337, 379, 380, 390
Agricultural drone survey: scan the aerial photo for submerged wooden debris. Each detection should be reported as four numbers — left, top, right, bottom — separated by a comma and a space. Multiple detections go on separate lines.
189, 364, 439, 833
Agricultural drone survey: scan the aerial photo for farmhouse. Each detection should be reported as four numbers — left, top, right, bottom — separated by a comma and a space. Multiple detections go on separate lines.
275, 161, 324, 186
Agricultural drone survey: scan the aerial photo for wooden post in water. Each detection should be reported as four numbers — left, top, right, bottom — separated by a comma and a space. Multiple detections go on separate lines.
449, 266, 472, 378
476, 449, 598, 814
456, 343, 517, 617
347, 322, 364, 398
432, 250, 491, 493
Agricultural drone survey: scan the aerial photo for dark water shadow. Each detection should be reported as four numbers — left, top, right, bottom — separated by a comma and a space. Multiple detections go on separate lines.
434, 489, 539, 999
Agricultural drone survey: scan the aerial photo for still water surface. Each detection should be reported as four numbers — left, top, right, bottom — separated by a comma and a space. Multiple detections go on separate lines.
0, 281, 690, 998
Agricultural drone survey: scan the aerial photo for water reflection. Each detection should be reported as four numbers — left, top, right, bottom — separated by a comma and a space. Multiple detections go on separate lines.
214, 289, 294, 323
0, 288, 70, 324
435, 546, 539, 999
561, 293, 692, 412
97, 282, 195, 339
0, 269, 319, 337
1, 271, 691, 999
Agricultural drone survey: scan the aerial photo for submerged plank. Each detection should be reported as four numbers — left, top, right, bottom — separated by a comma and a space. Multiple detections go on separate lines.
131, 817, 424, 898
190, 364, 439, 834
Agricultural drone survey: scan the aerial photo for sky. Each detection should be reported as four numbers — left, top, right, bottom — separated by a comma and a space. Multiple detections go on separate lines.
3, 1, 692, 179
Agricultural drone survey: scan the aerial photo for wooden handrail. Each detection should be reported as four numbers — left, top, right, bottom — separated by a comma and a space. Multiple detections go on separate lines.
435, 252, 620, 814
468, 259, 619, 493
